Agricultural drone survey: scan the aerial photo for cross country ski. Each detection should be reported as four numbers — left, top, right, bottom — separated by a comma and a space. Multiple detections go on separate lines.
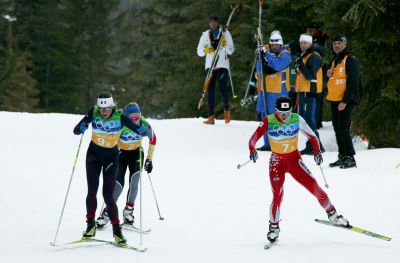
315, 219, 391, 241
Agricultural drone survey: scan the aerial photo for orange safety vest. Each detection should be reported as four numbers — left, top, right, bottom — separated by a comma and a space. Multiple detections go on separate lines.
256, 50, 290, 93
327, 55, 348, 101
294, 52, 323, 93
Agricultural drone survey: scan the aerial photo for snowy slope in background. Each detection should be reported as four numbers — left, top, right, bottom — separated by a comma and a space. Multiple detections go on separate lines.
0, 111, 399, 263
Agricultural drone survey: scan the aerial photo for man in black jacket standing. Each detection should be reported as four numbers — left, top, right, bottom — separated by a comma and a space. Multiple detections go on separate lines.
326, 34, 362, 169
295, 33, 326, 155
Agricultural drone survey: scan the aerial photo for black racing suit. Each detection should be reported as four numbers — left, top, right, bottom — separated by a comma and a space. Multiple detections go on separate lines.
73, 107, 143, 225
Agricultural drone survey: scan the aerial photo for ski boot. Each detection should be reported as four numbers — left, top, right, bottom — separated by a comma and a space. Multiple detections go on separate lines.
96, 209, 110, 229
329, 154, 344, 168
113, 224, 127, 245
327, 209, 350, 227
123, 205, 134, 225
82, 218, 96, 238
203, 115, 215, 125
340, 156, 357, 169
224, 109, 231, 124
267, 222, 280, 243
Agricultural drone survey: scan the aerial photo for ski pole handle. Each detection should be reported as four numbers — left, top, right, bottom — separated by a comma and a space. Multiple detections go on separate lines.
237, 160, 251, 169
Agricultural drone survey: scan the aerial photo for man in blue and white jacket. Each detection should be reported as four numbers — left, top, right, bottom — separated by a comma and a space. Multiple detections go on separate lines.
256, 30, 292, 151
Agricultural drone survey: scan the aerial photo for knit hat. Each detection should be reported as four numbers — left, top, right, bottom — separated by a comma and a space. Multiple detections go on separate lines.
299, 34, 313, 44
275, 96, 292, 112
209, 14, 220, 22
124, 103, 141, 116
332, 33, 347, 44
269, 30, 283, 45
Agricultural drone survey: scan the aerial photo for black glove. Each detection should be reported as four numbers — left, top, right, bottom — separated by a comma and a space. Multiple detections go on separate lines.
73, 122, 88, 135
294, 57, 303, 68
314, 153, 323, 165
144, 159, 153, 173
250, 151, 258, 163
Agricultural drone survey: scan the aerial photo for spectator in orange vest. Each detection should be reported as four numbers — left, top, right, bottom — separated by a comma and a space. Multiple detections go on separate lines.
326, 34, 362, 169
295, 33, 326, 155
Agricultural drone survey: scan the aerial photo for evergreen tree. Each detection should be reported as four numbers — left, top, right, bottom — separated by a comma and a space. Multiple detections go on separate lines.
0, 0, 399, 147
13, 0, 60, 111
0, 4, 38, 112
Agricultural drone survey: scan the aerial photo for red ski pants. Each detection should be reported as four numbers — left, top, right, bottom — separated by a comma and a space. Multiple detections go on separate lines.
268, 151, 334, 223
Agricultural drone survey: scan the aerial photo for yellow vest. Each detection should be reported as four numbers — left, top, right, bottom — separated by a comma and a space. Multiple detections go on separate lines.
295, 52, 323, 93
327, 55, 348, 101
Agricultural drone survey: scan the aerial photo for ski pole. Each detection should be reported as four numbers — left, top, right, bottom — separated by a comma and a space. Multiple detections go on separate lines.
241, 55, 257, 107
296, 70, 301, 114
50, 134, 84, 246
147, 173, 164, 220
237, 160, 251, 169
139, 167, 144, 245
319, 165, 329, 188
228, 67, 237, 99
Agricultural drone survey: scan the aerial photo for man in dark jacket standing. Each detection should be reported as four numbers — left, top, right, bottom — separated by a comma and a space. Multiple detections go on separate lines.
295, 33, 326, 155
326, 34, 361, 169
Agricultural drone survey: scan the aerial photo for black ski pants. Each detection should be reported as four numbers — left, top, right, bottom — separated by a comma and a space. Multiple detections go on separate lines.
207, 68, 230, 116
330, 102, 355, 157
85, 142, 120, 224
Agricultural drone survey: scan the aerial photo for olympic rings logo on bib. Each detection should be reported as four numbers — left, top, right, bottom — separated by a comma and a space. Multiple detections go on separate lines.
94, 117, 116, 131
121, 130, 140, 141
272, 124, 296, 136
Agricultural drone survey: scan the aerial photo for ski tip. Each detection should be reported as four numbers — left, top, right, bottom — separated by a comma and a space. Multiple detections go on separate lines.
264, 241, 277, 249
136, 244, 148, 252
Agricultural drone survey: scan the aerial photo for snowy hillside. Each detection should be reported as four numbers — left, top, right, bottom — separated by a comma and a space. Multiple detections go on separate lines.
0, 111, 399, 263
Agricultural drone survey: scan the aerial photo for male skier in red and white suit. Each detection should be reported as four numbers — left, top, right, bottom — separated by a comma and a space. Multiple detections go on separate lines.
248, 96, 349, 243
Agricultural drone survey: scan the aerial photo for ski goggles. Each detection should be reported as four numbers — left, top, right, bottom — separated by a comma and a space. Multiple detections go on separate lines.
275, 109, 292, 120
99, 107, 112, 112
130, 116, 140, 122
269, 39, 281, 43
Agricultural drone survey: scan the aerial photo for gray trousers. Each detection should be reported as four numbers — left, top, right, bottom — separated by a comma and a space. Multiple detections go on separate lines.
113, 148, 144, 206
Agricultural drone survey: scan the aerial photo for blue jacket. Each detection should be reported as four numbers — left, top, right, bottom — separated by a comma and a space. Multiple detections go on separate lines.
256, 46, 292, 74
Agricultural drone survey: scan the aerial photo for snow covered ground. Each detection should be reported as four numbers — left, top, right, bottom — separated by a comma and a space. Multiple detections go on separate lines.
0, 111, 399, 263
